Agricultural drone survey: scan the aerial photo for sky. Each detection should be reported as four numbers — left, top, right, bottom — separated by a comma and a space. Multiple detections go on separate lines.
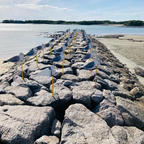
0, 0, 144, 21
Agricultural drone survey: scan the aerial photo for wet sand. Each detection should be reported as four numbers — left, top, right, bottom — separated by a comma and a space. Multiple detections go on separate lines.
97, 35, 144, 85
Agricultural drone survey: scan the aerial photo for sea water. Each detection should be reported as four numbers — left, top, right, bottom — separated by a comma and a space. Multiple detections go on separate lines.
0, 23, 144, 59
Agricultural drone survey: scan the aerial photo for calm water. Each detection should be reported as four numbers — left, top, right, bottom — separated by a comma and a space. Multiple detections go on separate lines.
0, 23, 144, 59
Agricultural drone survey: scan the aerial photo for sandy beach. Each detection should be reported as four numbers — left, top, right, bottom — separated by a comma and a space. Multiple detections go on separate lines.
97, 34, 144, 85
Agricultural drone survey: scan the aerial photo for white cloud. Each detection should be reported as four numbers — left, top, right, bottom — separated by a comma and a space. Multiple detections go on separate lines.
16, 3, 70, 11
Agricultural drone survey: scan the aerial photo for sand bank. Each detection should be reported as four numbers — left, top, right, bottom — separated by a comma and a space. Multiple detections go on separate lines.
97, 34, 144, 85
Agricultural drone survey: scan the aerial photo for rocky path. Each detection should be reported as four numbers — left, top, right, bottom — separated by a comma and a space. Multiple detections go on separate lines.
0, 30, 144, 144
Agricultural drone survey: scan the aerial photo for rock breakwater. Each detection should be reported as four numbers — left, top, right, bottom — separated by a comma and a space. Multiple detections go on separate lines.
0, 29, 144, 144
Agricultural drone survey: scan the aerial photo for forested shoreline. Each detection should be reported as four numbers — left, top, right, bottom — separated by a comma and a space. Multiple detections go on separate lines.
2, 20, 144, 26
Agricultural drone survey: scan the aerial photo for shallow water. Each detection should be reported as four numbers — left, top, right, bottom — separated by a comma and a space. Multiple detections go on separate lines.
0, 23, 144, 58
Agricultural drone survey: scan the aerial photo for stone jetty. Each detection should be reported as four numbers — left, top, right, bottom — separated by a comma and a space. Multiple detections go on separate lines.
0, 30, 144, 144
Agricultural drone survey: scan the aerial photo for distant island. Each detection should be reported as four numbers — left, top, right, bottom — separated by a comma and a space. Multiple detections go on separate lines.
2, 20, 144, 26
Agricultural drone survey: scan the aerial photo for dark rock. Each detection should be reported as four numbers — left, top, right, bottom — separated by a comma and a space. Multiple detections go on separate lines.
91, 89, 104, 104
134, 67, 144, 77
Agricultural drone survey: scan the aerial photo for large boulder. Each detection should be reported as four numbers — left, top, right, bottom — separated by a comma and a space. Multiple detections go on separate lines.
28, 86, 72, 108
0, 94, 24, 106
97, 106, 124, 127
5, 85, 32, 101
111, 126, 144, 144
116, 96, 144, 130
93, 99, 124, 127
61, 104, 118, 144
72, 88, 94, 107
0, 105, 55, 144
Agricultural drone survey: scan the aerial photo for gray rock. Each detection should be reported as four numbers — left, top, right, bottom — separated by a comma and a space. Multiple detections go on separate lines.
57, 67, 73, 75
110, 74, 121, 83
104, 79, 118, 90
27, 92, 55, 106
0, 94, 24, 106
71, 61, 85, 70
77, 69, 95, 81
35, 89, 49, 96
103, 90, 116, 104
28, 62, 51, 73
11, 76, 48, 93
72, 88, 94, 107
98, 65, 112, 75
134, 67, 144, 77
50, 79, 75, 89
116, 96, 144, 130
5, 85, 32, 101
30, 71, 56, 87
28, 86, 72, 108
96, 76, 109, 89
61, 104, 118, 144
97, 106, 124, 127
61, 74, 79, 82
71, 81, 100, 91
91, 89, 104, 104
111, 126, 144, 144
97, 70, 109, 80
93, 99, 115, 113
0, 105, 55, 144
51, 119, 61, 138
0, 81, 9, 93
34, 136, 59, 144
113, 90, 134, 100
54, 60, 71, 68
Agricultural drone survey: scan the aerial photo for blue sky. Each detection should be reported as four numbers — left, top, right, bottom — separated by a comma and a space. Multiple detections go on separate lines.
0, 0, 143, 21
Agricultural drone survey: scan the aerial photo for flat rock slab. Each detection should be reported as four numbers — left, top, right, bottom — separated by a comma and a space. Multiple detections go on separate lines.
0, 94, 24, 106
5, 85, 32, 101
61, 104, 118, 144
0, 105, 55, 144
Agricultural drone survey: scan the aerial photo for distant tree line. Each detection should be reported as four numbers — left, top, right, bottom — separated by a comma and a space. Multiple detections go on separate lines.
2, 20, 144, 26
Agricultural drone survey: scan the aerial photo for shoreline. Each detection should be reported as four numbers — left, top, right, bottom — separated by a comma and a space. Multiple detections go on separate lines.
96, 34, 144, 85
